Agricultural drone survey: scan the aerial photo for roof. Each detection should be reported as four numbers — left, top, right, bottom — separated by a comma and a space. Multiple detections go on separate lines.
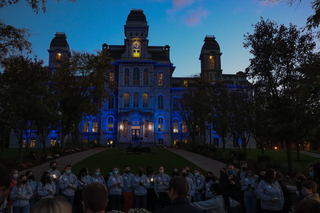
126, 9, 147, 22
200, 35, 220, 56
50, 32, 69, 50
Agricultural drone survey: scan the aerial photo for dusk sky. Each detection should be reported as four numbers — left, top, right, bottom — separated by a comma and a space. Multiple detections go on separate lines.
0, 0, 315, 77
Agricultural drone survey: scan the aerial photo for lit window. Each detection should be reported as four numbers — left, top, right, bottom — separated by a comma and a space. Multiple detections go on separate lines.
173, 97, 179, 111
143, 69, 148, 85
158, 72, 163, 87
183, 139, 187, 143
23, 138, 26, 148
183, 80, 188, 87
143, 93, 148, 108
109, 72, 114, 82
134, 93, 139, 107
92, 139, 97, 144
210, 55, 215, 69
158, 117, 164, 132
84, 118, 89, 132
133, 50, 140, 58
124, 68, 129, 85
182, 122, 187, 133
158, 95, 164, 109
174, 139, 178, 145
56, 53, 61, 61
173, 119, 179, 133
133, 67, 140, 85
92, 118, 98, 132
30, 138, 35, 148
50, 138, 56, 146
124, 93, 130, 108
108, 117, 114, 131
108, 94, 114, 109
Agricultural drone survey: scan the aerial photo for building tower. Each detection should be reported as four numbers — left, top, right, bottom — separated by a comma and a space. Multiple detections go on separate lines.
48, 32, 71, 72
199, 35, 222, 82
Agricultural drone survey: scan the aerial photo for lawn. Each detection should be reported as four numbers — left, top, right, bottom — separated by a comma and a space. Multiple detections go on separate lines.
71, 148, 204, 176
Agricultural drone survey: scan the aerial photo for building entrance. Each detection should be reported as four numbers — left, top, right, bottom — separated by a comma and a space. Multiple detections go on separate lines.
132, 129, 140, 142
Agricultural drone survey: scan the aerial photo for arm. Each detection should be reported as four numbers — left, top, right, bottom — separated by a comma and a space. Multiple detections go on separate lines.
154, 176, 158, 194
37, 183, 49, 197
198, 176, 205, 191
23, 185, 33, 200
58, 176, 67, 190
107, 176, 113, 188
191, 197, 219, 210
143, 176, 150, 188
241, 178, 248, 191
10, 186, 18, 200
132, 177, 139, 189
72, 175, 78, 189
258, 181, 273, 202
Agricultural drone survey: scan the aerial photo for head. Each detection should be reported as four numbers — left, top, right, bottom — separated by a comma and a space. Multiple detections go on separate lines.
31, 197, 72, 213
146, 166, 153, 175
64, 165, 72, 174
194, 168, 201, 176
308, 165, 315, 178
138, 167, 143, 176
40, 171, 51, 185
113, 167, 119, 176
82, 182, 108, 213
276, 172, 284, 183
159, 166, 164, 174
94, 168, 101, 177
246, 166, 254, 177
301, 180, 318, 197
206, 171, 215, 182
171, 168, 179, 177
11, 169, 18, 180
294, 198, 320, 213
0, 167, 12, 206
226, 164, 234, 176
185, 166, 190, 174
25, 171, 35, 181
108, 168, 113, 176
79, 167, 88, 177
18, 175, 27, 186
181, 169, 187, 178
50, 161, 58, 170
264, 168, 276, 184
239, 161, 247, 170
220, 168, 226, 177
259, 169, 266, 178
166, 176, 189, 202
124, 166, 130, 174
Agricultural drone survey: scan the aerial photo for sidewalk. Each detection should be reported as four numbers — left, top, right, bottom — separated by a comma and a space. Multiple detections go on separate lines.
19, 148, 107, 180
300, 151, 320, 159
168, 148, 239, 178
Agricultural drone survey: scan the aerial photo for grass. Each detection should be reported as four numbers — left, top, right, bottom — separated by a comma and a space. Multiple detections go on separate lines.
71, 148, 205, 176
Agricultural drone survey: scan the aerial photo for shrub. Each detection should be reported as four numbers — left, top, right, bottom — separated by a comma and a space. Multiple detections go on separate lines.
200, 148, 211, 156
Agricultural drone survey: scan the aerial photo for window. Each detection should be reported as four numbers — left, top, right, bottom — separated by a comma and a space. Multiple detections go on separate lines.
107, 138, 113, 145
109, 72, 114, 82
133, 93, 139, 107
92, 139, 97, 144
124, 93, 130, 108
158, 95, 164, 109
23, 138, 26, 148
133, 67, 140, 85
183, 80, 188, 87
158, 117, 164, 132
124, 121, 128, 137
108, 94, 114, 109
158, 72, 163, 87
30, 138, 35, 148
50, 138, 56, 146
173, 119, 179, 133
174, 139, 178, 145
84, 118, 89, 132
143, 93, 148, 108
56, 52, 61, 61
210, 55, 215, 69
124, 68, 129, 85
133, 50, 140, 58
144, 122, 148, 137
173, 97, 179, 111
182, 122, 187, 133
92, 118, 98, 132
183, 139, 187, 143
158, 138, 164, 144
214, 138, 219, 147
108, 117, 114, 131
143, 69, 148, 85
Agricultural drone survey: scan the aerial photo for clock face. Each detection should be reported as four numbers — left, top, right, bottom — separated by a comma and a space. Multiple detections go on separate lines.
133, 42, 140, 50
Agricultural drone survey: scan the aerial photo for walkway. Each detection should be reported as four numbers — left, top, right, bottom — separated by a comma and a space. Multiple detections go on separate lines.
168, 148, 239, 178
19, 148, 107, 180
300, 151, 320, 159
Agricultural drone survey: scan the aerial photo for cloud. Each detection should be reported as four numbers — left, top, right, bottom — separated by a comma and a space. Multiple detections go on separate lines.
185, 8, 208, 27
173, 0, 195, 10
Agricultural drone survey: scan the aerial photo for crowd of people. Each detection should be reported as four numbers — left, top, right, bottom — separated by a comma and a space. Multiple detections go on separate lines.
1, 160, 320, 213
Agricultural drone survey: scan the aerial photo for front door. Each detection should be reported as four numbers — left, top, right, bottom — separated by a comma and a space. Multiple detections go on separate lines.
132, 129, 140, 141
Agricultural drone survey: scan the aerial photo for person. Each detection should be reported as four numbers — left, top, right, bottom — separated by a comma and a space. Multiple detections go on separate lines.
185, 166, 194, 182
237, 161, 247, 181
107, 166, 123, 211
276, 172, 291, 213
219, 163, 241, 202
300, 180, 320, 202
241, 166, 258, 213
11, 170, 19, 185
294, 173, 307, 203
146, 166, 156, 212
257, 168, 284, 213
30, 197, 72, 213
104, 168, 113, 184
308, 164, 320, 194
6, 169, 17, 213
82, 182, 108, 213
204, 171, 216, 200
294, 199, 320, 213
10, 175, 33, 213
170, 168, 179, 179
181, 169, 195, 202
47, 161, 61, 196
58, 165, 78, 205
154, 166, 170, 209
75, 168, 92, 213
220, 168, 226, 179
193, 168, 205, 202
122, 166, 134, 213
37, 172, 56, 199
91, 168, 106, 186
25, 171, 37, 211
132, 167, 149, 209
191, 183, 230, 213
255, 169, 266, 212
0, 167, 12, 213
155, 176, 202, 213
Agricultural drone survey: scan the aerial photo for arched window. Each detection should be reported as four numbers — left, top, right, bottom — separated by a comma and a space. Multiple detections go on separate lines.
133, 93, 139, 107
173, 97, 179, 111
84, 118, 89, 132
173, 119, 179, 133
50, 137, 56, 146
124, 68, 129, 85
124, 93, 130, 108
143, 69, 148, 85
30, 137, 35, 148
182, 122, 187, 133
133, 67, 140, 85
210, 55, 215, 69
92, 118, 98, 132
56, 52, 61, 61
158, 72, 163, 87
143, 93, 148, 108
108, 94, 114, 109
108, 117, 114, 131
158, 95, 164, 109
158, 117, 164, 132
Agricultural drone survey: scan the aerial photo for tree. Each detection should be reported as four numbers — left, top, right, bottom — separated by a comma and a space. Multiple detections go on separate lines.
244, 18, 319, 173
